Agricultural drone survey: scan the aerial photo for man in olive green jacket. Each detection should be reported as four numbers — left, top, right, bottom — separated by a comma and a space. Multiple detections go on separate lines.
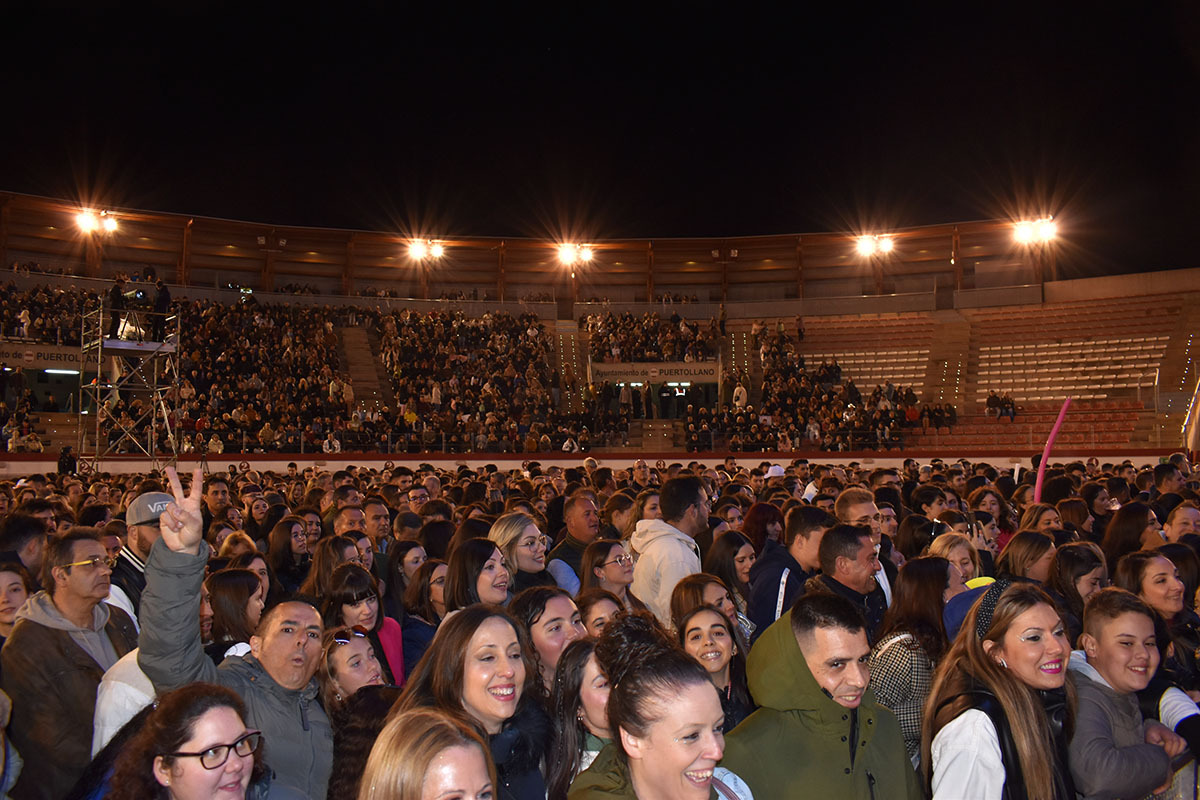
722, 593, 923, 799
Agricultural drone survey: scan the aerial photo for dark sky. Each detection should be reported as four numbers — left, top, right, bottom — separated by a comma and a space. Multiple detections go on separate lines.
3, 6, 1198, 278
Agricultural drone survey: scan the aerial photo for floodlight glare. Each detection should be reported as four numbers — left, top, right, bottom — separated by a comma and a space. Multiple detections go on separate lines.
579, 247, 594, 262
856, 236, 877, 256
409, 241, 429, 259
1034, 219, 1057, 242
76, 211, 98, 233
101, 213, 118, 232
1013, 221, 1035, 244
878, 237, 895, 253
430, 243, 445, 258
558, 244, 579, 264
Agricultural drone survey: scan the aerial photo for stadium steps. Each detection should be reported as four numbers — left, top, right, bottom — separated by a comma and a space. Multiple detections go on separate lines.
555, 321, 585, 413
627, 419, 683, 452
919, 311, 971, 408
336, 327, 391, 412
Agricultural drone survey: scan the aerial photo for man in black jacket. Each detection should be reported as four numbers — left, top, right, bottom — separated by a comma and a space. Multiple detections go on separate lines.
108, 490, 171, 629
746, 505, 835, 641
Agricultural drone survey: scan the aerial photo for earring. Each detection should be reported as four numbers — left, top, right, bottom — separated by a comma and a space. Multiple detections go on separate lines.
998, 658, 1008, 668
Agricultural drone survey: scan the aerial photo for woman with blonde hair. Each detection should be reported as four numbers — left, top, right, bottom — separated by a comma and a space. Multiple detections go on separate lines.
358, 707, 497, 800
489, 511, 555, 593
927, 531, 981, 583
923, 581, 1076, 799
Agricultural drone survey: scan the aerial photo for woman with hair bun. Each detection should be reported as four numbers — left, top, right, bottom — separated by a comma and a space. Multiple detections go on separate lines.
568, 611, 754, 799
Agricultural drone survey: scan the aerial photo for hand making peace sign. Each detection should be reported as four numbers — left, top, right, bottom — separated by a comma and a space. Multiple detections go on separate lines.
161, 466, 206, 556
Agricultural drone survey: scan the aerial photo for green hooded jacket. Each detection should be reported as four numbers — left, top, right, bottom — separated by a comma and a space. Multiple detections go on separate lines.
568, 742, 754, 799
721, 613, 924, 800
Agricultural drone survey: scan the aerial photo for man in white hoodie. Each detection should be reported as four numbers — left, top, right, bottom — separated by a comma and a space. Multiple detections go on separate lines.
631, 475, 710, 625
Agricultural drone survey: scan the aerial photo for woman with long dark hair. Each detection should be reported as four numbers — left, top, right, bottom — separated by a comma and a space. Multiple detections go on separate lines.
701, 530, 755, 619
1101, 502, 1164, 573
969, 487, 1016, 551
393, 605, 551, 800
676, 604, 754, 733
1042, 541, 1107, 647
741, 502, 784, 555
203, 569, 264, 665
382, 540, 426, 623
1113, 550, 1200, 692
444, 537, 510, 613
509, 586, 586, 702
995, 530, 1056, 584
399, 558, 447, 677
580, 539, 646, 613
546, 639, 610, 800
924, 582, 1076, 800
298, 534, 359, 599
869, 556, 960, 767
321, 563, 405, 686
265, 515, 309, 595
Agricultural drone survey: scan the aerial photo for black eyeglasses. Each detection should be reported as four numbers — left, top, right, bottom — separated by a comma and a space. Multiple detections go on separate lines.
168, 730, 262, 770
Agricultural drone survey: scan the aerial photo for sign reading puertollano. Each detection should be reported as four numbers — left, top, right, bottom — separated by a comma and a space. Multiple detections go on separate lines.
588, 361, 721, 384
0, 343, 83, 368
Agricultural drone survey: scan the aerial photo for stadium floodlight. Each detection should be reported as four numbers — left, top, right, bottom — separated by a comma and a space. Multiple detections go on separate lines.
877, 237, 895, 253
101, 212, 118, 232
430, 243, 445, 258
856, 236, 878, 256
76, 211, 99, 233
409, 240, 429, 259
579, 247, 594, 262
1014, 217, 1056, 244
558, 244, 580, 264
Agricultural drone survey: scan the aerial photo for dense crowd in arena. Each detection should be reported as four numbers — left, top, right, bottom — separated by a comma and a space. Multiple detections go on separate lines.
582, 311, 720, 363
0, 451, 1195, 799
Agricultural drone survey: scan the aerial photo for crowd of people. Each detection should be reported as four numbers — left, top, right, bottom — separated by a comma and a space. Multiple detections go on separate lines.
582, 311, 719, 363
0, 450, 1194, 799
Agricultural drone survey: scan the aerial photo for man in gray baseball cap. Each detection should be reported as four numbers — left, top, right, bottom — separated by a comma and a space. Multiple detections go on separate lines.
108, 491, 173, 629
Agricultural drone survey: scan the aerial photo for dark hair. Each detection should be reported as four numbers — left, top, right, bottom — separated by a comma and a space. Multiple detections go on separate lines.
1045, 542, 1108, 623
1112, 550, 1173, 609
321, 564, 382, 632
659, 475, 705, 523
546, 638, 599, 800
1101, 502, 1155, 571
1154, 462, 1181, 488
326, 684, 404, 800
783, 505, 838, 548
593, 612, 712, 765
877, 557, 950, 662
580, 539, 624, 592
107, 683, 264, 800
0, 513, 45, 557
387, 539, 426, 596
403, 559, 447, 624
1082, 587, 1156, 639
702, 530, 754, 604
298, 535, 358, 598
817, 524, 870, 577
741, 502, 784, 554
509, 585, 575, 698
576, 588, 624, 627
1157, 543, 1200, 612
204, 569, 260, 645
444, 537, 502, 613
996, 530, 1055, 580
394, 605, 536, 734
669, 573, 731, 634
419, 519, 456, 561
911, 485, 947, 517
43, 526, 103, 595
791, 591, 867, 641
676, 603, 752, 719
0, 560, 35, 596
895, 514, 936, 559
265, 514, 307, 575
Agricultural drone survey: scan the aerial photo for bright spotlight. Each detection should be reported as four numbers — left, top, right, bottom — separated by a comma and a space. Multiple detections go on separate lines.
101, 213, 118, 233
579, 247, 594, 262
1034, 219, 1057, 242
76, 211, 98, 233
877, 237, 894, 253
409, 241, 428, 259
430, 243, 445, 258
1013, 221, 1035, 244
856, 236, 878, 256
558, 244, 579, 264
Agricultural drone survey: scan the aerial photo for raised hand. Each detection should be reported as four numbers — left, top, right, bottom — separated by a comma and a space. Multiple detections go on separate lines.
161, 466, 205, 556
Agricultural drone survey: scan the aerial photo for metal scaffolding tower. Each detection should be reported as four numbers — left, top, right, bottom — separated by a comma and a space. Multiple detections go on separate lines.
78, 298, 181, 472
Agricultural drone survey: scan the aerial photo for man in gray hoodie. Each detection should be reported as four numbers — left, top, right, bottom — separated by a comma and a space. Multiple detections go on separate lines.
1, 528, 137, 800
138, 467, 332, 800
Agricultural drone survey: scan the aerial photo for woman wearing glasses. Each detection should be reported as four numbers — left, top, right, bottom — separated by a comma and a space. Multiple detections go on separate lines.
490, 512, 557, 594
107, 682, 270, 800
580, 539, 646, 614
321, 564, 405, 687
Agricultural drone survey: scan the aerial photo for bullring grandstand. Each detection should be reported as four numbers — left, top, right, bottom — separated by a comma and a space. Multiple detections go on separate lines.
0, 190, 1197, 473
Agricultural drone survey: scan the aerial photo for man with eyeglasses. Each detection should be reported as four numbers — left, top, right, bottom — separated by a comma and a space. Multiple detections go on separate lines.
138, 468, 332, 799
2, 528, 137, 800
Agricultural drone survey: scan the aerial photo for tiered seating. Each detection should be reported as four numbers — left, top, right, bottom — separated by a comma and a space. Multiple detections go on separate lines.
806, 349, 929, 393
799, 312, 936, 350
905, 400, 1144, 448
974, 336, 1167, 401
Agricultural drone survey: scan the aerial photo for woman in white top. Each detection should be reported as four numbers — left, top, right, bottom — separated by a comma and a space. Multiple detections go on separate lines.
923, 580, 1076, 800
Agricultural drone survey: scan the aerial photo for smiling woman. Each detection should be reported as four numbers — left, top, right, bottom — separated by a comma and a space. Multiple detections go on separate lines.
394, 606, 551, 800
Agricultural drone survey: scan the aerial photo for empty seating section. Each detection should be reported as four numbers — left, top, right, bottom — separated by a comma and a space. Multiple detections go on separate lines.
906, 400, 1145, 448
974, 336, 1167, 401
805, 350, 929, 393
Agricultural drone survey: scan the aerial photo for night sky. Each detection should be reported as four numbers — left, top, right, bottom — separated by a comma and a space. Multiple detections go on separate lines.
3, 6, 1198, 279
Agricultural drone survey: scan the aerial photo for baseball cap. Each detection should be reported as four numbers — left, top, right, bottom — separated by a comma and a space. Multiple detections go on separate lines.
766, 465, 786, 478
127, 492, 174, 527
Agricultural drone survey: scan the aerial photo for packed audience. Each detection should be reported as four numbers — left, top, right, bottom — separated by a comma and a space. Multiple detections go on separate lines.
582, 311, 719, 363
0, 450, 1194, 799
